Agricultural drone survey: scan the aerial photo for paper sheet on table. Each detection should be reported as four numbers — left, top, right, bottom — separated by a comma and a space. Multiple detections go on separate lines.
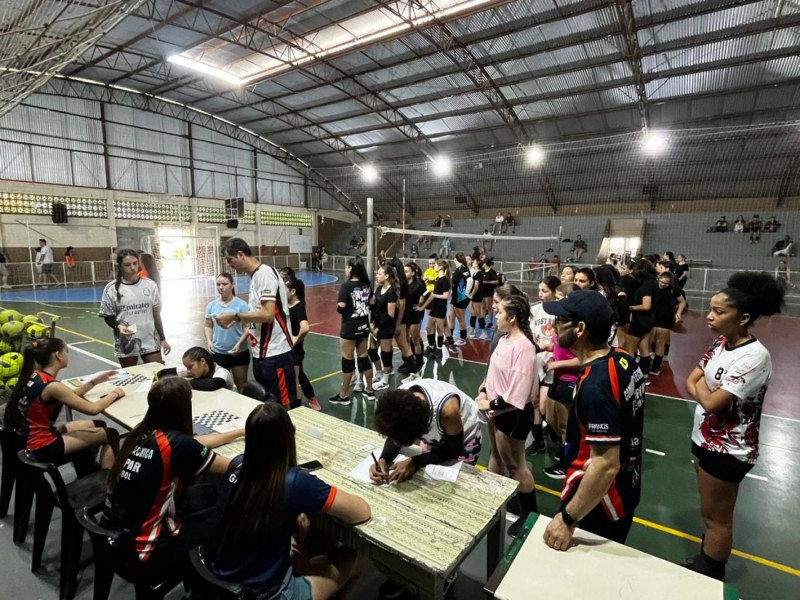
76, 369, 127, 384
348, 454, 408, 484
134, 379, 153, 393
424, 461, 463, 483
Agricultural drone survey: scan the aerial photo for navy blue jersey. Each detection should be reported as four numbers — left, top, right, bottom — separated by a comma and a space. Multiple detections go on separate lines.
212, 456, 336, 595
562, 349, 645, 522
104, 430, 215, 562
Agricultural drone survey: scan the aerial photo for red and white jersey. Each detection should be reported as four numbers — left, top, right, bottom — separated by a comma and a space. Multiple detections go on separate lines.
692, 336, 772, 463
247, 264, 293, 358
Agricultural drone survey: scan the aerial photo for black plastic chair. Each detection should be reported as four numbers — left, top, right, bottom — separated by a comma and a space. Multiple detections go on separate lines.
16, 450, 109, 600
0, 424, 33, 543
75, 506, 182, 600
188, 546, 252, 600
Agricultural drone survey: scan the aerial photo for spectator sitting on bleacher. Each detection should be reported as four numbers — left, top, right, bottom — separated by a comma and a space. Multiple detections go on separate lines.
772, 235, 793, 257
349, 235, 359, 249
775, 260, 793, 289
749, 214, 762, 244
733, 215, 746, 233
492, 212, 504, 235
765, 216, 781, 233
443, 214, 453, 227
433, 215, 442, 228
570, 235, 587, 261
409, 242, 419, 258
505, 212, 516, 234
715, 216, 728, 232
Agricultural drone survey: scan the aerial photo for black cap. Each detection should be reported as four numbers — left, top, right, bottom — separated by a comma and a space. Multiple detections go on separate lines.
543, 290, 614, 323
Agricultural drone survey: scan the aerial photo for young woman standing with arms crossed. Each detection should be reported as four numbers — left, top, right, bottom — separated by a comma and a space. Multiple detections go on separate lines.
399, 262, 426, 378
447, 252, 471, 346
475, 294, 539, 537
369, 264, 399, 390
100, 249, 171, 367
428, 259, 451, 358
330, 259, 376, 405
685, 272, 783, 580
204, 273, 250, 391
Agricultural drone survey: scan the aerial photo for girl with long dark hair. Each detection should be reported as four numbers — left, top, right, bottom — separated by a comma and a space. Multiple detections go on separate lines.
4, 337, 122, 471
625, 259, 658, 379
205, 272, 250, 391
481, 259, 499, 335
427, 259, 451, 358
284, 275, 320, 410
330, 259, 375, 405
616, 260, 637, 349
389, 257, 411, 376
574, 267, 597, 290
468, 260, 486, 339
475, 293, 539, 537
105, 377, 241, 580
156, 346, 234, 391
685, 272, 784, 580
650, 271, 686, 376
399, 262, 426, 378
369, 264, 399, 390
447, 252, 471, 346
213, 402, 370, 599
100, 249, 171, 368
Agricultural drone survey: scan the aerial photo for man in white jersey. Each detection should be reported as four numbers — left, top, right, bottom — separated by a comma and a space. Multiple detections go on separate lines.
216, 238, 297, 408
35, 238, 59, 287
370, 378, 482, 483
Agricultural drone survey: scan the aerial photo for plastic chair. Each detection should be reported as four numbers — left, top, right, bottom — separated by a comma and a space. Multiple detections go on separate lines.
0, 424, 37, 544
75, 506, 183, 600
188, 546, 252, 600
16, 450, 109, 600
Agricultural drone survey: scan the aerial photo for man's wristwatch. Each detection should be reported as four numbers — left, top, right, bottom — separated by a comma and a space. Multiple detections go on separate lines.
561, 506, 578, 528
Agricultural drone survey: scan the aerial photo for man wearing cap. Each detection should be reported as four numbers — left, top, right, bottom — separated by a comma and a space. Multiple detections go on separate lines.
541, 290, 646, 549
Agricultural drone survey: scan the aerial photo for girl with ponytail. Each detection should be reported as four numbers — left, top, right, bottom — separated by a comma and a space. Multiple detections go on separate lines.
475, 292, 539, 538
4, 338, 122, 470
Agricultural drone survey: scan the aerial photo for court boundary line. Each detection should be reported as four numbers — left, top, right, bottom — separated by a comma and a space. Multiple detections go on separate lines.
67, 343, 119, 367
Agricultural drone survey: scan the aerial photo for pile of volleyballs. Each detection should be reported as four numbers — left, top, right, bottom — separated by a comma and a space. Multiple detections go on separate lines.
0, 310, 49, 395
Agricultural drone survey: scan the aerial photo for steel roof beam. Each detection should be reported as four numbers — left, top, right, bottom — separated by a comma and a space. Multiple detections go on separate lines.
615, 0, 649, 130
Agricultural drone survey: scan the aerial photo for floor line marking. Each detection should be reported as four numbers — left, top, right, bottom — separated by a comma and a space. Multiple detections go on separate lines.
310, 370, 342, 383
523, 481, 800, 576
745, 473, 769, 482
56, 324, 115, 347
648, 392, 800, 423
67, 343, 119, 367
645, 449, 666, 456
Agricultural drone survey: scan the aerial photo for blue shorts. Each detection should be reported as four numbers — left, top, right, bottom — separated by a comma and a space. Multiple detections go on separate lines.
258, 567, 312, 600
252, 351, 298, 408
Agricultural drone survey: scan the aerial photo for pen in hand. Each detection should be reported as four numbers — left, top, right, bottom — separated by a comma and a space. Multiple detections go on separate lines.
371, 451, 387, 483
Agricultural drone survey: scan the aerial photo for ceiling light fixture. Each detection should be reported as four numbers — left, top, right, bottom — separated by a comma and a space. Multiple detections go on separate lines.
361, 164, 379, 182
642, 131, 668, 156
432, 156, 451, 177
167, 55, 243, 86
526, 145, 545, 167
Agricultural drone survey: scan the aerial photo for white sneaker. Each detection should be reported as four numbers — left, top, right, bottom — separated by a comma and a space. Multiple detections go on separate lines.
402, 372, 421, 384
467, 328, 475, 337
353, 378, 364, 392
469, 330, 479, 339
374, 379, 389, 390
454, 338, 466, 346
372, 373, 383, 384
480, 330, 490, 340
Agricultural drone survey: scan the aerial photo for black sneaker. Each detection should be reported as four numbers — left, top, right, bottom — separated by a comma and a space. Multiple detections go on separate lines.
650, 369, 660, 376
397, 361, 412, 375
328, 394, 351, 406
378, 578, 407, 599
364, 390, 377, 402
525, 440, 546, 456
432, 348, 443, 358
684, 553, 726, 581
507, 513, 529, 538
544, 462, 566, 479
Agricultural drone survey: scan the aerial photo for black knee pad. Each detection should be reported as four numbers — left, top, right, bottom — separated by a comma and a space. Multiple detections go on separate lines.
341, 357, 356, 374
368, 347, 380, 363
380, 350, 393, 368
357, 356, 372, 373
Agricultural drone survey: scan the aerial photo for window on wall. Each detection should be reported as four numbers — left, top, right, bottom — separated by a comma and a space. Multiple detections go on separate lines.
115, 200, 190, 222
260, 211, 312, 226
0, 192, 107, 217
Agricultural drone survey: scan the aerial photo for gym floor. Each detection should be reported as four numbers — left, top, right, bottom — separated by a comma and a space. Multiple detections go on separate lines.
1, 270, 798, 599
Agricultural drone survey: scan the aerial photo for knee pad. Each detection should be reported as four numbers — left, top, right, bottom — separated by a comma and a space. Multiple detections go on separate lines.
368, 347, 380, 363
357, 356, 372, 373
341, 357, 356, 374
380, 350, 394, 368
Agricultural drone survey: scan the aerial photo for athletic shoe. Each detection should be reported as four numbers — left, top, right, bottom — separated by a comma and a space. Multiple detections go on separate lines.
544, 462, 566, 479
454, 338, 466, 346
507, 513, 530, 538
373, 373, 383, 384
378, 578, 407, 599
374, 378, 390, 390
328, 394, 351, 406
353, 379, 364, 392
308, 398, 322, 411
467, 328, 475, 338
432, 348, 443, 358
401, 372, 421, 384
684, 554, 726, 581
525, 441, 546, 456
649, 370, 661, 376
480, 330, 491, 340
424, 346, 435, 355
397, 360, 412, 375
364, 390, 377, 402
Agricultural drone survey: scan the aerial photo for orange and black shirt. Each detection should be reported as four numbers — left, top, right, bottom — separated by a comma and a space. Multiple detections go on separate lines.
17, 370, 61, 451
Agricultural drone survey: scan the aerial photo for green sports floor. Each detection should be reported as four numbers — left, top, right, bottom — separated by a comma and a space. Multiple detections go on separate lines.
1, 274, 798, 599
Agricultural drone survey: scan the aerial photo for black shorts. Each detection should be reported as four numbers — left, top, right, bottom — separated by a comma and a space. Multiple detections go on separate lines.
653, 317, 675, 330
31, 436, 65, 464
402, 310, 422, 326
377, 323, 396, 340
628, 318, 653, 338
42, 263, 54, 275
691, 443, 754, 483
548, 379, 576, 409
430, 301, 447, 319
471, 294, 483, 304
493, 403, 535, 441
214, 351, 250, 369
340, 320, 370, 340
452, 298, 470, 310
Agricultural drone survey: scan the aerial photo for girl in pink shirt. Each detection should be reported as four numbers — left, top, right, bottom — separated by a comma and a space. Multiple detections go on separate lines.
476, 293, 539, 537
